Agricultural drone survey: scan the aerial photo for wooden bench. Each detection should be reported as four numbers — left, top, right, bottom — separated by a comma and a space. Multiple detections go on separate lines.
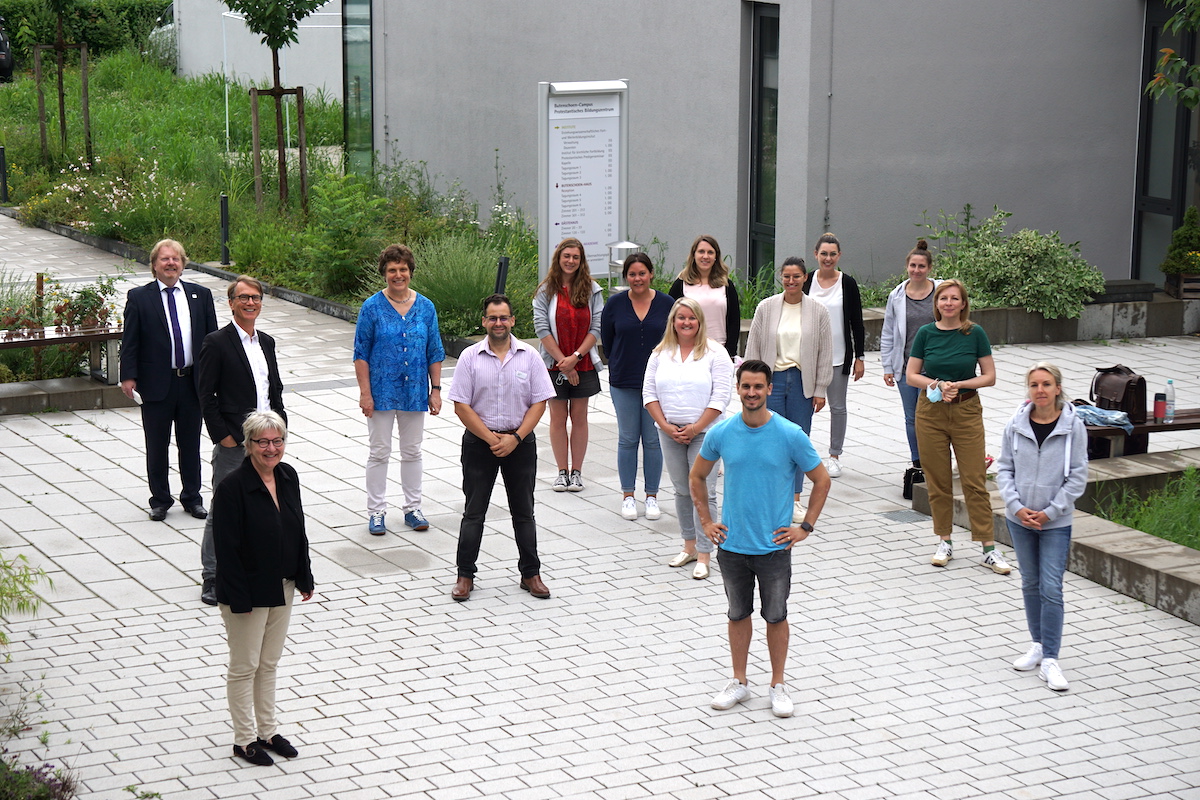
0, 324, 122, 385
1085, 407, 1200, 457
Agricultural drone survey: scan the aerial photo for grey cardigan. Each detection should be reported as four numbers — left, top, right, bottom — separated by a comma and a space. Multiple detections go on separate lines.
532, 280, 605, 371
995, 401, 1088, 531
744, 293, 833, 399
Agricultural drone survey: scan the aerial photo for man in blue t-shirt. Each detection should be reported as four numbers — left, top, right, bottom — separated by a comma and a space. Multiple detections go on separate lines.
690, 359, 831, 718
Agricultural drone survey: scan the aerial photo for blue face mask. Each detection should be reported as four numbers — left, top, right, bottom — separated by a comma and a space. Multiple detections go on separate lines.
926, 382, 942, 403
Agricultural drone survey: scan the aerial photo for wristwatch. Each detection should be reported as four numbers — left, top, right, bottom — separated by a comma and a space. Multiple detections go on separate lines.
798, 521, 814, 533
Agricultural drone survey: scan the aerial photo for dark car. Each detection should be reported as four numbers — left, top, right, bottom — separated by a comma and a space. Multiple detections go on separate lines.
0, 18, 14, 82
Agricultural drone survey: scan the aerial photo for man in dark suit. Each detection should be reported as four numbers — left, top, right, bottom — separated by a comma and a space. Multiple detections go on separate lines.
196, 275, 286, 605
120, 239, 219, 522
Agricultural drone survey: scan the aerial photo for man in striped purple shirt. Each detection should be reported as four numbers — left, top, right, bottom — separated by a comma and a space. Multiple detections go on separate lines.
448, 294, 557, 602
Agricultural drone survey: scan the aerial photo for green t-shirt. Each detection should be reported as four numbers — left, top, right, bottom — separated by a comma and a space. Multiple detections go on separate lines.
910, 323, 991, 382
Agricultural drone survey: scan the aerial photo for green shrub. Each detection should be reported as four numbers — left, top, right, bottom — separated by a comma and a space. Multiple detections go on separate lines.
1159, 205, 1200, 275
0, 0, 168, 66
916, 204, 1105, 319
0, 752, 77, 800
1095, 466, 1200, 551
401, 233, 504, 339
300, 173, 388, 299
0, 550, 46, 648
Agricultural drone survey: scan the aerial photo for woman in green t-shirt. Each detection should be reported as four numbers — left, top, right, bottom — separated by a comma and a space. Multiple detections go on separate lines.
905, 280, 1009, 574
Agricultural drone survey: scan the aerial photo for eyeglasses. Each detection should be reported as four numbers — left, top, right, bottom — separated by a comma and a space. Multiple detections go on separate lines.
485, 316, 513, 323
233, 294, 264, 304
249, 437, 285, 448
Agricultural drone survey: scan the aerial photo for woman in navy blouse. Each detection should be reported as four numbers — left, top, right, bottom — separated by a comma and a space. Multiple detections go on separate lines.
353, 244, 445, 535
601, 253, 673, 521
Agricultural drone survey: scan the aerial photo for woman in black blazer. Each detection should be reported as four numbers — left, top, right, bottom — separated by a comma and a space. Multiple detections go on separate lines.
668, 235, 741, 358
214, 411, 314, 767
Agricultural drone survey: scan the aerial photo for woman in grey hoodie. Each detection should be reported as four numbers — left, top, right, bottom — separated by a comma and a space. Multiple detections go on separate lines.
995, 362, 1088, 692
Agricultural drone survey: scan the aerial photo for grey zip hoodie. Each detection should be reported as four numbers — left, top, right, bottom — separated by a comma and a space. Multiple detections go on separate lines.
995, 401, 1089, 530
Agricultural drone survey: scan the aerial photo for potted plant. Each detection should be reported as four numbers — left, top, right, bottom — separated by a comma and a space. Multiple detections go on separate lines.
1161, 205, 1200, 299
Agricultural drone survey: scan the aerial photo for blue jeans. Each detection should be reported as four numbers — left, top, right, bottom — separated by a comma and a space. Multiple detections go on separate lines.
1007, 519, 1071, 659
897, 371, 921, 463
766, 367, 814, 493
610, 386, 662, 494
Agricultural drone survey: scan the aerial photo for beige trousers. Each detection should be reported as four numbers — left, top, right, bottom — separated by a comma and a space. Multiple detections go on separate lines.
220, 580, 295, 747
915, 394, 994, 542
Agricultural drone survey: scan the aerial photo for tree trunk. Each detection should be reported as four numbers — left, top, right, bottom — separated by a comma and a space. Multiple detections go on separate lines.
272, 49, 288, 205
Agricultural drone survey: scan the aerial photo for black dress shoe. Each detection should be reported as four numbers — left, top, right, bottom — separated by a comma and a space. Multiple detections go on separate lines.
233, 742, 273, 766
186, 504, 208, 519
149, 507, 168, 522
201, 578, 217, 606
257, 734, 297, 758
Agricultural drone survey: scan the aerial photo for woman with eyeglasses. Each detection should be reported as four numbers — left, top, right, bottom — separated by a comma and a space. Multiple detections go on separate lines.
214, 411, 314, 767
354, 245, 445, 535
534, 237, 605, 492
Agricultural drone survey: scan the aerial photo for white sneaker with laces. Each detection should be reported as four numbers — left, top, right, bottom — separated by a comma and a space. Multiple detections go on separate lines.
931, 539, 953, 567
770, 683, 794, 718
983, 550, 1012, 575
620, 496, 637, 520
1013, 642, 1043, 671
568, 470, 585, 492
552, 470, 569, 492
792, 500, 806, 525
824, 458, 842, 478
644, 496, 661, 520
1039, 658, 1069, 691
710, 679, 750, 710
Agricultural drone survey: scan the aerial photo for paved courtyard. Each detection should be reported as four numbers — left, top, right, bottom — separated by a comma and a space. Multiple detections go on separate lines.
1, 214, 1199, 799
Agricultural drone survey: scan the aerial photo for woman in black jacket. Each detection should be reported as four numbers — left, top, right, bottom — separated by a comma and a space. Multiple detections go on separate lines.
803, 232, 866, 477
214, 410, 315, 767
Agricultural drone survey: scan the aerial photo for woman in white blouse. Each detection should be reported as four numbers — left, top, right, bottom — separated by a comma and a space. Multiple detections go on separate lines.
644, 298, 734, 580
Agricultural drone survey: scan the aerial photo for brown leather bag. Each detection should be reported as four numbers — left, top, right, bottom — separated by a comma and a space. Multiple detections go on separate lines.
1090, 365, 1148, 425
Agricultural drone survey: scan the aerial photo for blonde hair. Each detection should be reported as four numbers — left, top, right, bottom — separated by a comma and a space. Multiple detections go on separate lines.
654, 297, 711, 360
1026, 362, 1066, 410
932, 279, 975, 334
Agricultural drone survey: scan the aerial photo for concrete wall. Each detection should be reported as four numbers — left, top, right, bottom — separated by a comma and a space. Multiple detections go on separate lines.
175, 0, 342, 97
374, 1, 1144, 281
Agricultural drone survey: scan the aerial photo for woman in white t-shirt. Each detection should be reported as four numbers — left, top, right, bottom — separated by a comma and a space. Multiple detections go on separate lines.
802, 233, 865, 478
668, 235, 741, 359
643, 298, 733, 580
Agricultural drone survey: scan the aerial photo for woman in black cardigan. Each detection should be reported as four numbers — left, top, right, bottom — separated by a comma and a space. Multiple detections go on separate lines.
668, 235, 741, 358
214, 410, 314, 767
803, 232, 866, 478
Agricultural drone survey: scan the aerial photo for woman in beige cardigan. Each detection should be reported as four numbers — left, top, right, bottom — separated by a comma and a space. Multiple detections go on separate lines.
744, 257, 834, 521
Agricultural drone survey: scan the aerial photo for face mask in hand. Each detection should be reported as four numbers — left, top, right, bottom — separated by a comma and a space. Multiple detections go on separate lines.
926, 382, 942, 403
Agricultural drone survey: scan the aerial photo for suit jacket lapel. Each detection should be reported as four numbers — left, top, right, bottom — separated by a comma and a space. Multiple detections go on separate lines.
227, 323, 254, 380
150, 281, 171, 336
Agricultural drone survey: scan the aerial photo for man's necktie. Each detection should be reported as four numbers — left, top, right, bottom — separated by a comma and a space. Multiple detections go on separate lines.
165, 286, 186, 369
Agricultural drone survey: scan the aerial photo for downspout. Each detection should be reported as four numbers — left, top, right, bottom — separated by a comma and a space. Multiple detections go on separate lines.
823, 0, 834, 231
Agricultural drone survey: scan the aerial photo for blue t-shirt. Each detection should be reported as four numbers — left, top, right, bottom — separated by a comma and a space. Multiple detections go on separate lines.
700, 412, 821, 555
353, 291, 446, 411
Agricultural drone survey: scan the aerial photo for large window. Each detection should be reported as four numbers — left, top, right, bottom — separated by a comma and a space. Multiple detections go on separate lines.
748, 3, 779, 279
1134, 1, 1195, 284
343, 0, 372, 174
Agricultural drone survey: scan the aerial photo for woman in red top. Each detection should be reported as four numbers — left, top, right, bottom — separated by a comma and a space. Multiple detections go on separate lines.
533, 238, 605, 492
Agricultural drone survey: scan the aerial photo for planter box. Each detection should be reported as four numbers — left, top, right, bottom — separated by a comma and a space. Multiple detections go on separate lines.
1165, 273, 1200, 300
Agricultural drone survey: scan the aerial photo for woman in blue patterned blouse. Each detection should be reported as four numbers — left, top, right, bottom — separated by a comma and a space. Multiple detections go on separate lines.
354, 245, 446, 535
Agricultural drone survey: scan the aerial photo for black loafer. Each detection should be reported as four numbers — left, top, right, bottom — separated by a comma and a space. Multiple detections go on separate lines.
201, 578, 217, 606
149, 507, 168, 522
186, 504, 208, 519
257, 734, 297, 758
233, 741, 273, 766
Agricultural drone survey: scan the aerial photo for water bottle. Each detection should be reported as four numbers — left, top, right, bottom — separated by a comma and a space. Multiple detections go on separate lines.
1165, 379, 1176, 424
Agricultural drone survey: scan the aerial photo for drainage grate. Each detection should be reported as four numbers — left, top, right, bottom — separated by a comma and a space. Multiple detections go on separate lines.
879, 510, 931, 524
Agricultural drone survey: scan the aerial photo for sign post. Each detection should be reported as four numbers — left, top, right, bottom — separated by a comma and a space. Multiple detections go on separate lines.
538, 80, 629, 281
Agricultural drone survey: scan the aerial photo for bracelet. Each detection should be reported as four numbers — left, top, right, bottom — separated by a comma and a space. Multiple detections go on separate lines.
430, 385, 441, 391
512, 431, 523, 444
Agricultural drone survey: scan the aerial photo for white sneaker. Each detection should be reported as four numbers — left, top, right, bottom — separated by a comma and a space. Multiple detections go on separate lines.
568, 470, 585, 492
931, 539, 953, 567
710, 679, 750, 710
620, 496, 638, 520
792, 500, 806, 525
769, 683, 794, 718
1039, 658, 1069, 691
983, 550, 1012, 575
552, 470, 569, 492
644, 496, 661, 520
1013, 642, 1043, 671
824, 458, 842, 478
